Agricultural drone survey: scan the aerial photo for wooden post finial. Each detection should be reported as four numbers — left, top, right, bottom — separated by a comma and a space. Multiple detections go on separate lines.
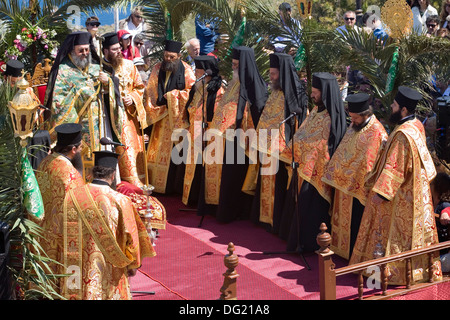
316, 223, 332, 254
220, 242, 239, 300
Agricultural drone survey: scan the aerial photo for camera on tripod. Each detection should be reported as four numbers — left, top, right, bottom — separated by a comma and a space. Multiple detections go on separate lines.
436, 96, 450, 163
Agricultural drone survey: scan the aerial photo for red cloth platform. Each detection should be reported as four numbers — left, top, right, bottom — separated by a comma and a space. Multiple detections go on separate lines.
129, 193, 450, 301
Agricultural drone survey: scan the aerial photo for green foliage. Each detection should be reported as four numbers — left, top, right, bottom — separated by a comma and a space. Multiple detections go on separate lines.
335, 28, 450, 123
0, 82, 63, 299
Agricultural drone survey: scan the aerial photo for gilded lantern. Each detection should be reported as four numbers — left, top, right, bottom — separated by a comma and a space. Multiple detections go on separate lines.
8, 76, 39, 146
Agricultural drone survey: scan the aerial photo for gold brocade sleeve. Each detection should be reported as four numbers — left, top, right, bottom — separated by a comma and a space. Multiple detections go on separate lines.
372, 132, 412, 201
143, 63, 167, 126
166, 62, 195, 130
66, 186, 134, 269
127, 63, 146, 126
143, 61, 195, 129
321, 117, 388, 206
116, 194, 155, 270
279, 107, 333, 203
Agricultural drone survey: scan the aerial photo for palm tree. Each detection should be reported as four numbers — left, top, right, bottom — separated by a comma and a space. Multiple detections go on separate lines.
136, 0, 273, 80
335, 28, 450, 125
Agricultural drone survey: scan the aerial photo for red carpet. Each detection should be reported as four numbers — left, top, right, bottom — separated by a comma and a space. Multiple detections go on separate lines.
130, 193, 449, 300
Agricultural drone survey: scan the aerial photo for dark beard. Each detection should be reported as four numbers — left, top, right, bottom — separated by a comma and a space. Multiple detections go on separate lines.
110, 52, 124, 69
71, 152, 84, 175
161, 59, 180, 73
389, 109, 402, 125
316, 100, 325, 111
352, 122, 365, 132
270, 79, 281, 92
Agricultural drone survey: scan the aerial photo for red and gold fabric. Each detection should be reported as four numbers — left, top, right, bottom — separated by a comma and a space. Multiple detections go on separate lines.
47, 58, 116, 180
117, 181, 167, 230
279, 106, 333, 205
203, 80, 252, 204
35, 153, 85, 291
243, 90, 287, 225
144, 61, 195, 193
61, 183, 155, 300
105, 58, 146, 189
322, 116, 388, 259
182, 86, 225, 205
349, 118, 442, 285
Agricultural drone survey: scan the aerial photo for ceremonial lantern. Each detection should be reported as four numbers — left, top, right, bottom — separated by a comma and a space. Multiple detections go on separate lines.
8, 75, 39, 147
380, 0, 414, 38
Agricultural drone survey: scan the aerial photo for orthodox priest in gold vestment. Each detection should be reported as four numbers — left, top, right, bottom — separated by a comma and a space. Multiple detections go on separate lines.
44, 32, 116, 180
322, 93, 388, 260
244, 52, 307, 228
35, 124, 85, 290
101, 32, 146, 189
349, 86, 442, 285
279, 72, 347, 252
198, 46, 268, 223
144, 40, 195, 194
182, 55, 224, 206
61, 151, 155, 300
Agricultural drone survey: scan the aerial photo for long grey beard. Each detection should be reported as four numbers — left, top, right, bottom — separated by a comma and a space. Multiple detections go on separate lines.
71, 52, 92, 69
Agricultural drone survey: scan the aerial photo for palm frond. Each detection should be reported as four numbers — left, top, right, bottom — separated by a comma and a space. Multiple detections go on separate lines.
335, 29, 450, 122
0, 83, 62, 300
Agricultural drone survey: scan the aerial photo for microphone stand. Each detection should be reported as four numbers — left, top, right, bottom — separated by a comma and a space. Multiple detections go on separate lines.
263, 113, 311, 270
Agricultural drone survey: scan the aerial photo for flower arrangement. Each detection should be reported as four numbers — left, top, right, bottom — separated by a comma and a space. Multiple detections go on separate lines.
4, 24, 58, 61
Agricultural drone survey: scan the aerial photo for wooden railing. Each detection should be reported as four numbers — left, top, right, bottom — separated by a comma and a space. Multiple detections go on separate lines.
316, 223, 450, 300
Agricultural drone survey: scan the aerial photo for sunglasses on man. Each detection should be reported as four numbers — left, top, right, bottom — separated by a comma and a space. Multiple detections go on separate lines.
345, 17, 355, 21
427, 24, 437, 28
87, 22, 100, 27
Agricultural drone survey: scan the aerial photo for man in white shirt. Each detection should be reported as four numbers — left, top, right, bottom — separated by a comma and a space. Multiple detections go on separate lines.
184, 38, 200, 71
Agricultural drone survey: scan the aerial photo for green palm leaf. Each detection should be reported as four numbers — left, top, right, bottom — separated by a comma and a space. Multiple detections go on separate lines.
0, 82, 62, 299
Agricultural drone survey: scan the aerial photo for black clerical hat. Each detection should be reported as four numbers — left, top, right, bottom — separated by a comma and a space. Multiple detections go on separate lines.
4, 59, 24, 77
269, 54, 280, 68
55, 123, 82, 147
312, 72, 336, 90
164, 40, 183, 53
394, 86, 422, 111
346, 92, 371, 113
72, 31, 92, 46
102, 32, 119, 49
94, 150, 119, 169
